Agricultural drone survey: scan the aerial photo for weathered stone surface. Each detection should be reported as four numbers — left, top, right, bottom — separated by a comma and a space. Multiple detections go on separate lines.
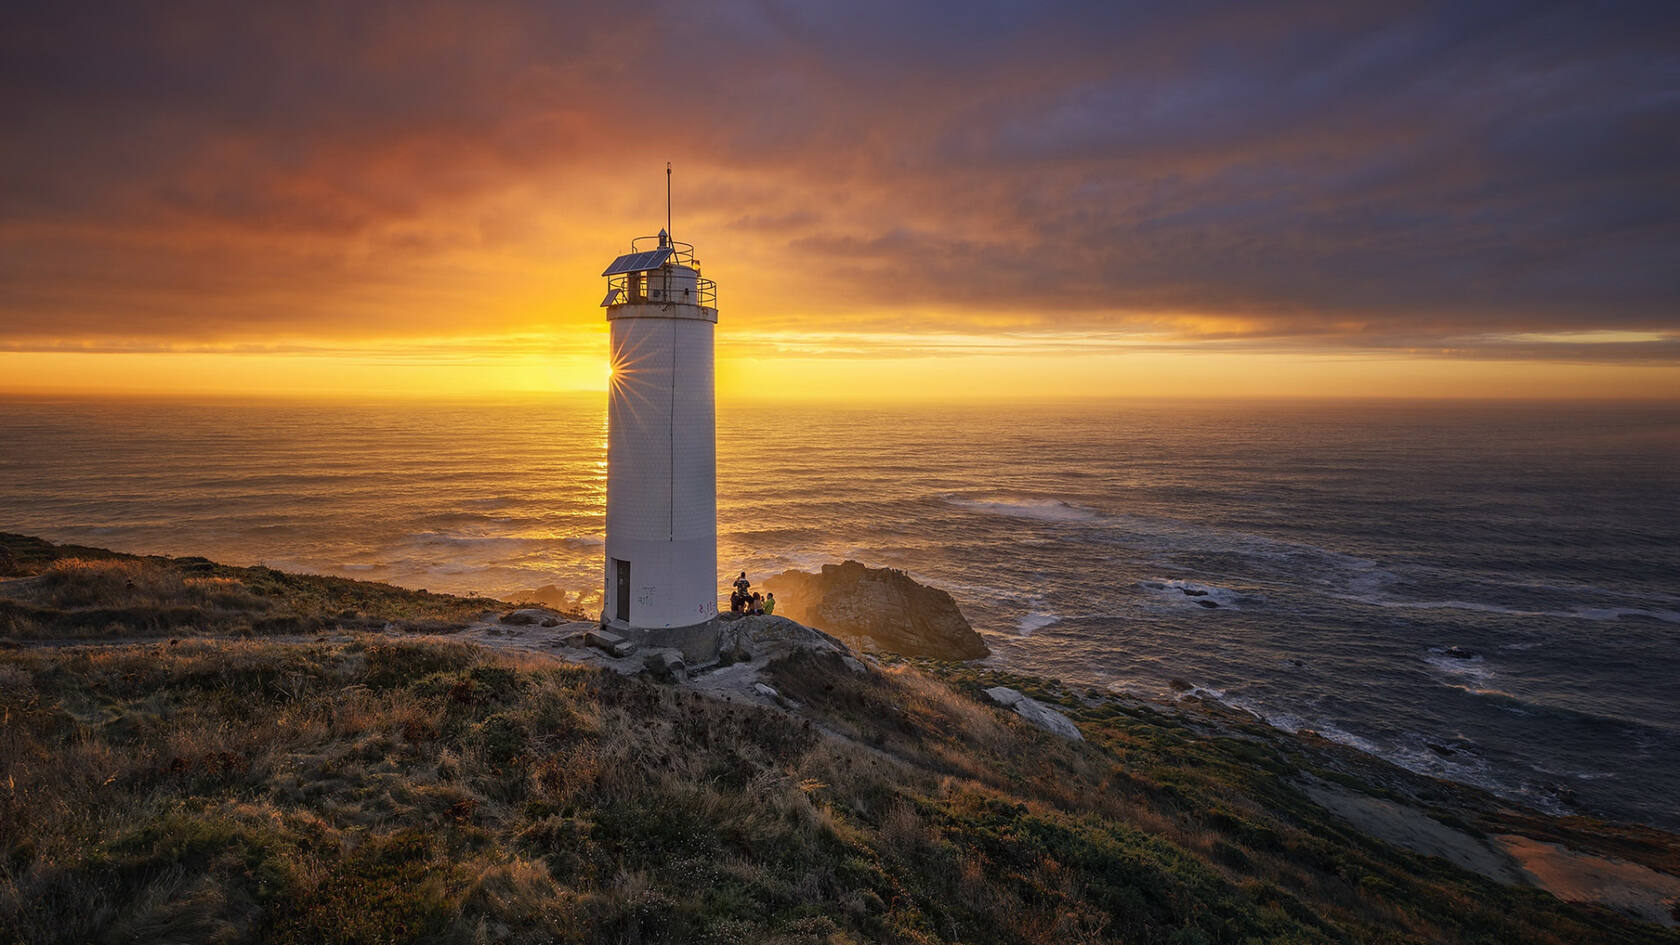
585, 628, 636, 658
761, 561, 989, 659
983, 686, 1025, 708
714, 615, 849, 665
1013, 698, 1083, 741
644, 650, 686, 682
639, 619, 722, 663
983, 686, 1082, 741
502, 607, 564, 627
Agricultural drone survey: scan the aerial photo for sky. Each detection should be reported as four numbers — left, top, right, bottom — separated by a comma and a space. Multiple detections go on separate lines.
2, 0, 1677, 400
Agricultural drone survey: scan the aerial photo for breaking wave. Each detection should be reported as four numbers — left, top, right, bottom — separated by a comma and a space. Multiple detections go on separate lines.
942, 495, 1102, 523
1423, 647, 1496, 685
1018, 606, 1060, 635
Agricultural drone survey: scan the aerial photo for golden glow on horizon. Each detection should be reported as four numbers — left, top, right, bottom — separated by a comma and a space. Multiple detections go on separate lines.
2, 342, 1675, 401
3, 167, 1669, 403
1497, 330, 1671, 344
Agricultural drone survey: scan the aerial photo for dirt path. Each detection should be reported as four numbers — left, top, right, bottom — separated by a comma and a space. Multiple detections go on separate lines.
1302, 777, 1680, 927
1497, 834, 1680, 927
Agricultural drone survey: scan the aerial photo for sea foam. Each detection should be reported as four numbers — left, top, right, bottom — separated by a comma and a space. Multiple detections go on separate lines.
943, 495, 1102, 523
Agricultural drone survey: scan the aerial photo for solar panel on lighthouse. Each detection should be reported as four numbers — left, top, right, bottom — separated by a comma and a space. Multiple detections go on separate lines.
600, 247, 674, 276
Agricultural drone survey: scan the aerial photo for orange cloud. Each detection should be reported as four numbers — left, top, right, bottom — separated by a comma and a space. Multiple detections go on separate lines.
1, 1, 1676, 399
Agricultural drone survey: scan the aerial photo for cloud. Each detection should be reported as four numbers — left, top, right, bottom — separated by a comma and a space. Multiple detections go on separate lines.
1, 0, 1676, 362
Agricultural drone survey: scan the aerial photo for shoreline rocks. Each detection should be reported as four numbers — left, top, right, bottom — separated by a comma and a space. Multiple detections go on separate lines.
983, 686, 1083, 741
761, 561, 989, 660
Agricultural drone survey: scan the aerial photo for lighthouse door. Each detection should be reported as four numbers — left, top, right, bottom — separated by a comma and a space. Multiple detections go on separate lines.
614, 559, 631, 622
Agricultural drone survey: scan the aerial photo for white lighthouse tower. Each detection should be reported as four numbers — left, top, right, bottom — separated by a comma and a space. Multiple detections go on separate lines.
599, 191, 718, 635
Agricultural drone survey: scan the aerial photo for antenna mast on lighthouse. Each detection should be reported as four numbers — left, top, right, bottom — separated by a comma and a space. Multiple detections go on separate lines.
666, 162, 672, 243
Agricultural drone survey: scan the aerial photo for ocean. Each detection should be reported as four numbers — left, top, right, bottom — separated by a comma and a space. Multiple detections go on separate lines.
2, 396, 1676, 831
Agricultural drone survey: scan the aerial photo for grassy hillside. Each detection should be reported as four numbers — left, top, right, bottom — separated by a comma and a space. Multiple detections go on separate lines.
0, 533, 511, 640
1, 535, 1674, 944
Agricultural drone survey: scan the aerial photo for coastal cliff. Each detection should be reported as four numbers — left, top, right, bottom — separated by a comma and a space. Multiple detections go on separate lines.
761, 560, 991, 660
2, 532, 1677, 944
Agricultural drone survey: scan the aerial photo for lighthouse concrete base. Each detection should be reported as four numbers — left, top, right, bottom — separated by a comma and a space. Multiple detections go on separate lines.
601, 615, 723, 663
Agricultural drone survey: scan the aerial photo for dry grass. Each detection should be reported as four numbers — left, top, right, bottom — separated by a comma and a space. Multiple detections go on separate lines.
3, 638, 1670, 944
32, 558, 270, 612
1, 536, 1674, 943
0, 533, 504, 641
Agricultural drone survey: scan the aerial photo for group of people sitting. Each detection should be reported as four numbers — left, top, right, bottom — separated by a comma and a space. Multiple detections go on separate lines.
729, 571, 775, 616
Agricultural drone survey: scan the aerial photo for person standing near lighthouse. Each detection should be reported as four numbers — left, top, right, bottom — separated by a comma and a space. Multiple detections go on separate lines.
599, 170, 720, 634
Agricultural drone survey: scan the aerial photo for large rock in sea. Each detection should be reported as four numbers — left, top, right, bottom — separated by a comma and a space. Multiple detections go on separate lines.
761, 561, 989, 659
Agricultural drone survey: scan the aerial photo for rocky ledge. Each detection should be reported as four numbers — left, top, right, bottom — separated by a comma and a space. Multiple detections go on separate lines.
983, 685, 1083, 741
761, 560, 989, 660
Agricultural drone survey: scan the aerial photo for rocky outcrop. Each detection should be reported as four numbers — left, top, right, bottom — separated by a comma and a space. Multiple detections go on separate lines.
761, 561, 989, 660
715, 614, 852, 666
501, 607, 564, 627
983, 686, 1083, 741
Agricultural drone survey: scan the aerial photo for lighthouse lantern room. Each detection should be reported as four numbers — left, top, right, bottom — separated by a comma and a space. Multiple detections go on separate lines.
600, 216, 719, 633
